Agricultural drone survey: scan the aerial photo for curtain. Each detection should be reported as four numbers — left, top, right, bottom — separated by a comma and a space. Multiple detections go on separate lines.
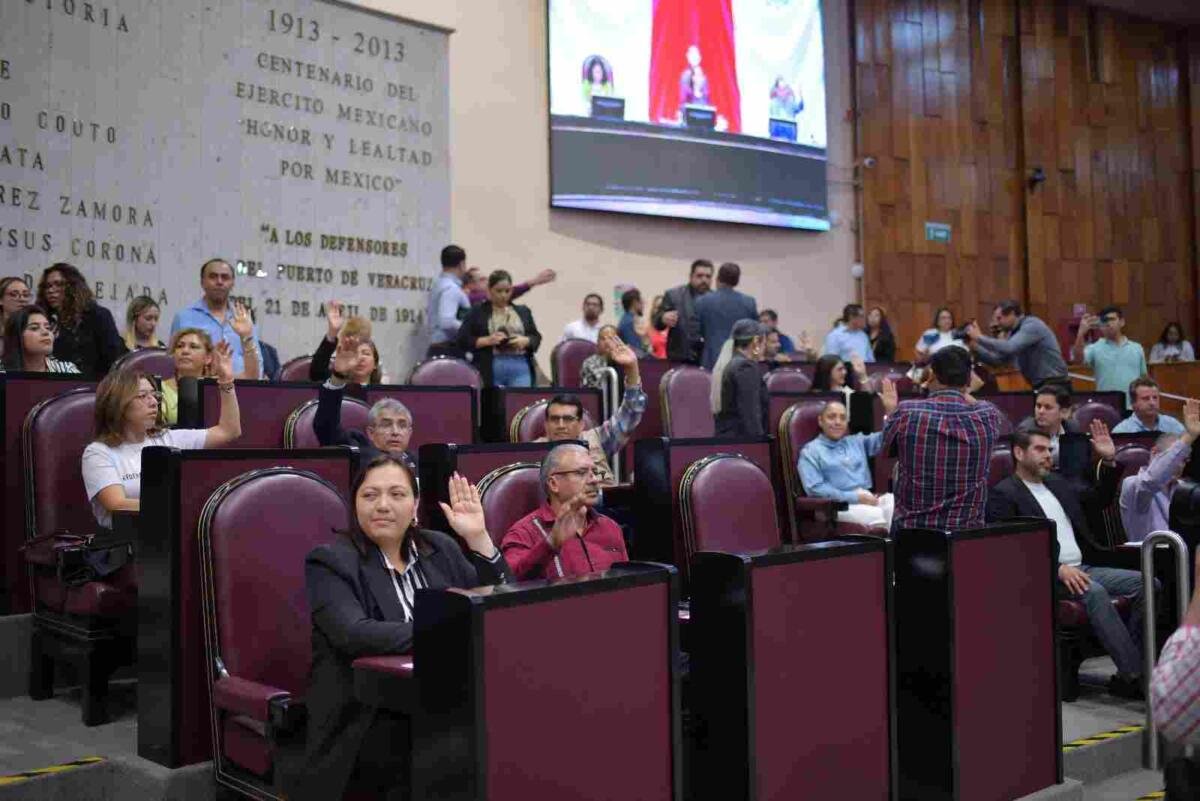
648, 0, 741, 133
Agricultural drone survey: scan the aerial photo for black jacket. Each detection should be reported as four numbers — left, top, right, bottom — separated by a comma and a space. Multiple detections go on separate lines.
653, 284, 704, 363
300, 530, 511, 800
985, 462, 1124, 568
871, 329, 896, 362
52, 303, 127, 378
456, 301, 541, 386
313, 384, 415, 470
308, 335, 336, 383
715, 354, 767, 439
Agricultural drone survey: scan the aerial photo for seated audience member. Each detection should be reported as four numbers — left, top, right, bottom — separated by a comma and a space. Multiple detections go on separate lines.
303, 460, 510, 801
465, 267, 556, 306
914, 307, 964, 364
37, 263, 127, 377
799, 388, 900, 530
122, 296, 166, 350
1, 305, 81, 373
1119, 398, 1200, 542
867, 306, 896, 362
162, 315, 259, 425
579, 324, 621, 390
647, 295, 668, 358
759, 309, 795, 354
1112, 377, 1184, 434
82, 352, 241, 529
1019, 384, 1079, 468
822, 303, 875, 364
1151, 547, 1200, 743
458, 270, 542, 388
617, 288, 649, 355
1073, 306, 1147, 403
0, 276, 32, 337
1150, 321, 1195, 364
309, 302, 383, 385
561, 293, 605, 343
711, 319, 768, 438
315, 335, 416, 467
812, 352, 866, 399
883, 346, 1006, 531
763, 329, 792, 364
538, 341, 645, 486
987, 423, 1147, 698
501, 443, 628, 579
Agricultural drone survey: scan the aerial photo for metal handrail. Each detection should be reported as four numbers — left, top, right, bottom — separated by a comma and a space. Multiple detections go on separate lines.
601, 366, 621, 483
1141, 530, 1192, 770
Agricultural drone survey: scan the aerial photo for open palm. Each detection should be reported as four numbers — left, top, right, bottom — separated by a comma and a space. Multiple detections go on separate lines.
438, 473, 490, 550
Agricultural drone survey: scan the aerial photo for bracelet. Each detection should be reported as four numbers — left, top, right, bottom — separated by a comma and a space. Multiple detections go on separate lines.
218, 382, 235, 393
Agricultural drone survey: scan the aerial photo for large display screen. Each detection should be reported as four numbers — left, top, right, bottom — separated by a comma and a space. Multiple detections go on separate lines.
548, 0, 829, 230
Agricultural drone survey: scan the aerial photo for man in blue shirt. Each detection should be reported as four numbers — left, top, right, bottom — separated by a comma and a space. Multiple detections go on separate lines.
425, 244, 470, 358
1073, 305, 1148, 403
1112, 378, 1186, 434
695, 262, 757, 369
617, 288, 647, 355
170, 258, 261, 377
821, 304, 874, 363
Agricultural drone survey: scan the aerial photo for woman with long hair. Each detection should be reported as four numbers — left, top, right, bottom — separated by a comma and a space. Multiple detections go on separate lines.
647, 295, 668, 358
867, 306, 896, 362
1150, 321, 1195, 364
301, 457, 511, 800
161, 304, 258, 425
81, 349, 241, 529
457, 270, 542, 387
36, 263, 126, 377
122, 296, 165, 350
812, 352, 866, 399
711, 319, 768, 438
1, 305, 81, 373
0, 277, 32, 354
308, 301, 383, 385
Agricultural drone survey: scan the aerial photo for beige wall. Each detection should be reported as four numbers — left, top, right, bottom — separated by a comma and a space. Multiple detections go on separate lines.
358, 0, 857, 370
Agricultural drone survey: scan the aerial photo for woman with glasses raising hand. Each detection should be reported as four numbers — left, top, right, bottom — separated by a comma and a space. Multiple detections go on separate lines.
81, 345, 242, 530
1, 305, 81, 373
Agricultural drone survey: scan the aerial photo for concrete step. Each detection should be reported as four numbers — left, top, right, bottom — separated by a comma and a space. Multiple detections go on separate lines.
1082, 769, 1164, 801
1019, 778, 1086, 801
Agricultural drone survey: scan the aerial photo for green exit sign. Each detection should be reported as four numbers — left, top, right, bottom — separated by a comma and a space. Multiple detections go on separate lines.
925, 222, 952, 243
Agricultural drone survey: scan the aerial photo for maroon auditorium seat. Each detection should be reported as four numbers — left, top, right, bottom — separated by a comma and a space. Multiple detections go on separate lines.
409, 355, 482, 390
776, 400, 870, 541
679, 454, 781, 558
550, 338, 596, 387
477, 462, 543, 548
1073, 400, 1122, 432
660, 366, 713, 438
112, 347, 175, 379
508, 399, 595, 442
1114, 443, 1152, 476
988, 445, 1014, 487
283, 396, 370, 449
198, 468, 350, 796
277, 355, 314, 383
22, 387, 135, 726
763, 368, 811, 394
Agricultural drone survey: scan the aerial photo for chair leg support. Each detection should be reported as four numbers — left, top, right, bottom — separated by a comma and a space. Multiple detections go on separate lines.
28, 628, 55, 700
80, 647, 114, 727
1059, 631, 1082, 703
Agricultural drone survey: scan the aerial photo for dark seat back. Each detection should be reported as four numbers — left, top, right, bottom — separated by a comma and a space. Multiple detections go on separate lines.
477, 463, 543, 548
680, 454, 781, 560
278, 355, 313, 383
112, 347, 175, 379
551, 339, 597, 387
660, 366, 713, 438
988, 445, 1014, 487
23, 388, 99, 540
509, 399, 595, 442
283, 397, 371, 449
1074, 400, 1122, 432
764, 368, 812, 394
1114, 443, 1152, 475
409, 356, 483, 391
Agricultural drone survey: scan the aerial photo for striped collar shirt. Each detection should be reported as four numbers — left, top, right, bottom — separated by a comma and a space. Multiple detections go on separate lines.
380, 540, 428, 622
882, 390, 1005, 531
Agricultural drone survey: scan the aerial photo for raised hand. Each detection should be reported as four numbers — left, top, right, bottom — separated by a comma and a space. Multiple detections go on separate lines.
1184, 398, 1200, 440
332, 335, 362, 377
609, 340, 637, 367
549, 491, 589, 549
213, 340, 235, 384
533, 268, 557, 286
438, 473, 494, 555
1089, 418, 1116, 462
325, 300, 344, 340
231, 301, 254, 339
879, 377, 899, 415
850, 353, 867, 377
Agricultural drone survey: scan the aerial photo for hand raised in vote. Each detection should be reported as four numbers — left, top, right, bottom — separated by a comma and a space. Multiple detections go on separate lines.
332, 335, 362, 378
213, 340, 236, 385
1089, 418, 1116, 463
438, 472, 495, 557
1184, 398, 1200, 441
325, 300, 345, 341
231, 301, 254, 340
879, 377, 899, 416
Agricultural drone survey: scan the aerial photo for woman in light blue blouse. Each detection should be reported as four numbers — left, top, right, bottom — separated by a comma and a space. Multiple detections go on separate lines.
797, 400, 894, 530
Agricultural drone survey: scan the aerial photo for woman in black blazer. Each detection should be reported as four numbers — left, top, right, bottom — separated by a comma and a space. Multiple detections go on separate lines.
457, 269, 542, 387
301, 455, 511, 800
36, 263, 127, 377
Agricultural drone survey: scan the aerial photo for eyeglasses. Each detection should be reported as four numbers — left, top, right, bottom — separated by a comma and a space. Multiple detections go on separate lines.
551, 467, 604, 480
547, 414, 580, 424
370, 419, 411, 433
3, 290, 31, 300
133, 391, 163, 404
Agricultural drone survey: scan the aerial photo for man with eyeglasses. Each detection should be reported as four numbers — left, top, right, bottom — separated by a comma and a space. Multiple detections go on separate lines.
536, 340, 645, 486
501, 443, 628, 579
1072, 305, 1147, 404
314, 334, 416, 468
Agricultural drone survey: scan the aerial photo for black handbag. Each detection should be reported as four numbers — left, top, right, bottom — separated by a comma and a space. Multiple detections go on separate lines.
21, 530, 133, 587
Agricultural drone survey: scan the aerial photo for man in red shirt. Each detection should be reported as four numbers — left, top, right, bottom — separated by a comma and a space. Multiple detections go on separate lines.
501, 443, 628, 579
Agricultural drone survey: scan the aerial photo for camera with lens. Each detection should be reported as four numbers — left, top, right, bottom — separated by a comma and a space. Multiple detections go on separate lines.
950, 321, 974, 341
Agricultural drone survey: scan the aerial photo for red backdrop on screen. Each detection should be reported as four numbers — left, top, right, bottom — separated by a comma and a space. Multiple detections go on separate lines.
649, 0, 741, 133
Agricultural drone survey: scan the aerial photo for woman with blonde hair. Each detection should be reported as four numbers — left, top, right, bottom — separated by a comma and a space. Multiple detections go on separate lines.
81, 347, 242, 529
123, 296, 165, 350
160, 303, 257, 425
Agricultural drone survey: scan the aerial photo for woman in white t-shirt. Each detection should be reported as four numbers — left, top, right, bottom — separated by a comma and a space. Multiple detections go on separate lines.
81, 341, 242, 528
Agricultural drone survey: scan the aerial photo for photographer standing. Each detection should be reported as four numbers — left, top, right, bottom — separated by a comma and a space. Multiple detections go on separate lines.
965, 300, 1067, 388
458, 270, 542, 387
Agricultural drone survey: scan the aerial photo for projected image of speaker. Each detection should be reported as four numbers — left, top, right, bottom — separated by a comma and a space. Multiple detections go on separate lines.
683, 104, 717, 130
769, 117, 797, 142
591, 95, 626, 120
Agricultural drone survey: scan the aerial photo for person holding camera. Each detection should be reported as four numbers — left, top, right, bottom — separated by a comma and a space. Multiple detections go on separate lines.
1071, 306, 1146, 404
965, 300, 1067, 388
457, 269, 542, 387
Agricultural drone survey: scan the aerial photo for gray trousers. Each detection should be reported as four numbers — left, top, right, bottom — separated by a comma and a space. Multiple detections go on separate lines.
1060, 565, 1147, 676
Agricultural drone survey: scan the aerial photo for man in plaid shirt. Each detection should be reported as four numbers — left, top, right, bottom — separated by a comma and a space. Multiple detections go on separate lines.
882, 347, 1006, 531
1152, 547, 1200, 745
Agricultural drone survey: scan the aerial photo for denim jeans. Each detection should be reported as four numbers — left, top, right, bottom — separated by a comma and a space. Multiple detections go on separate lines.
492, 354, 532, 388
1061, 565, 1148, 676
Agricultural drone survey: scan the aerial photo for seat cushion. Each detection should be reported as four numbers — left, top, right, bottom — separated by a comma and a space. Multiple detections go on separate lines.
478, 464, 543, 547
681, 455, 780, 555
552, 339, 597, 387
223, 715, 272, 777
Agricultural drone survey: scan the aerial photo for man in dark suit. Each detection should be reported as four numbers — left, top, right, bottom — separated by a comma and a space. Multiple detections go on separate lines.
653, 258, 713, 363
695, 262, 758, 370
986, 422, 1148, 697
1018, 383, 1082, 471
